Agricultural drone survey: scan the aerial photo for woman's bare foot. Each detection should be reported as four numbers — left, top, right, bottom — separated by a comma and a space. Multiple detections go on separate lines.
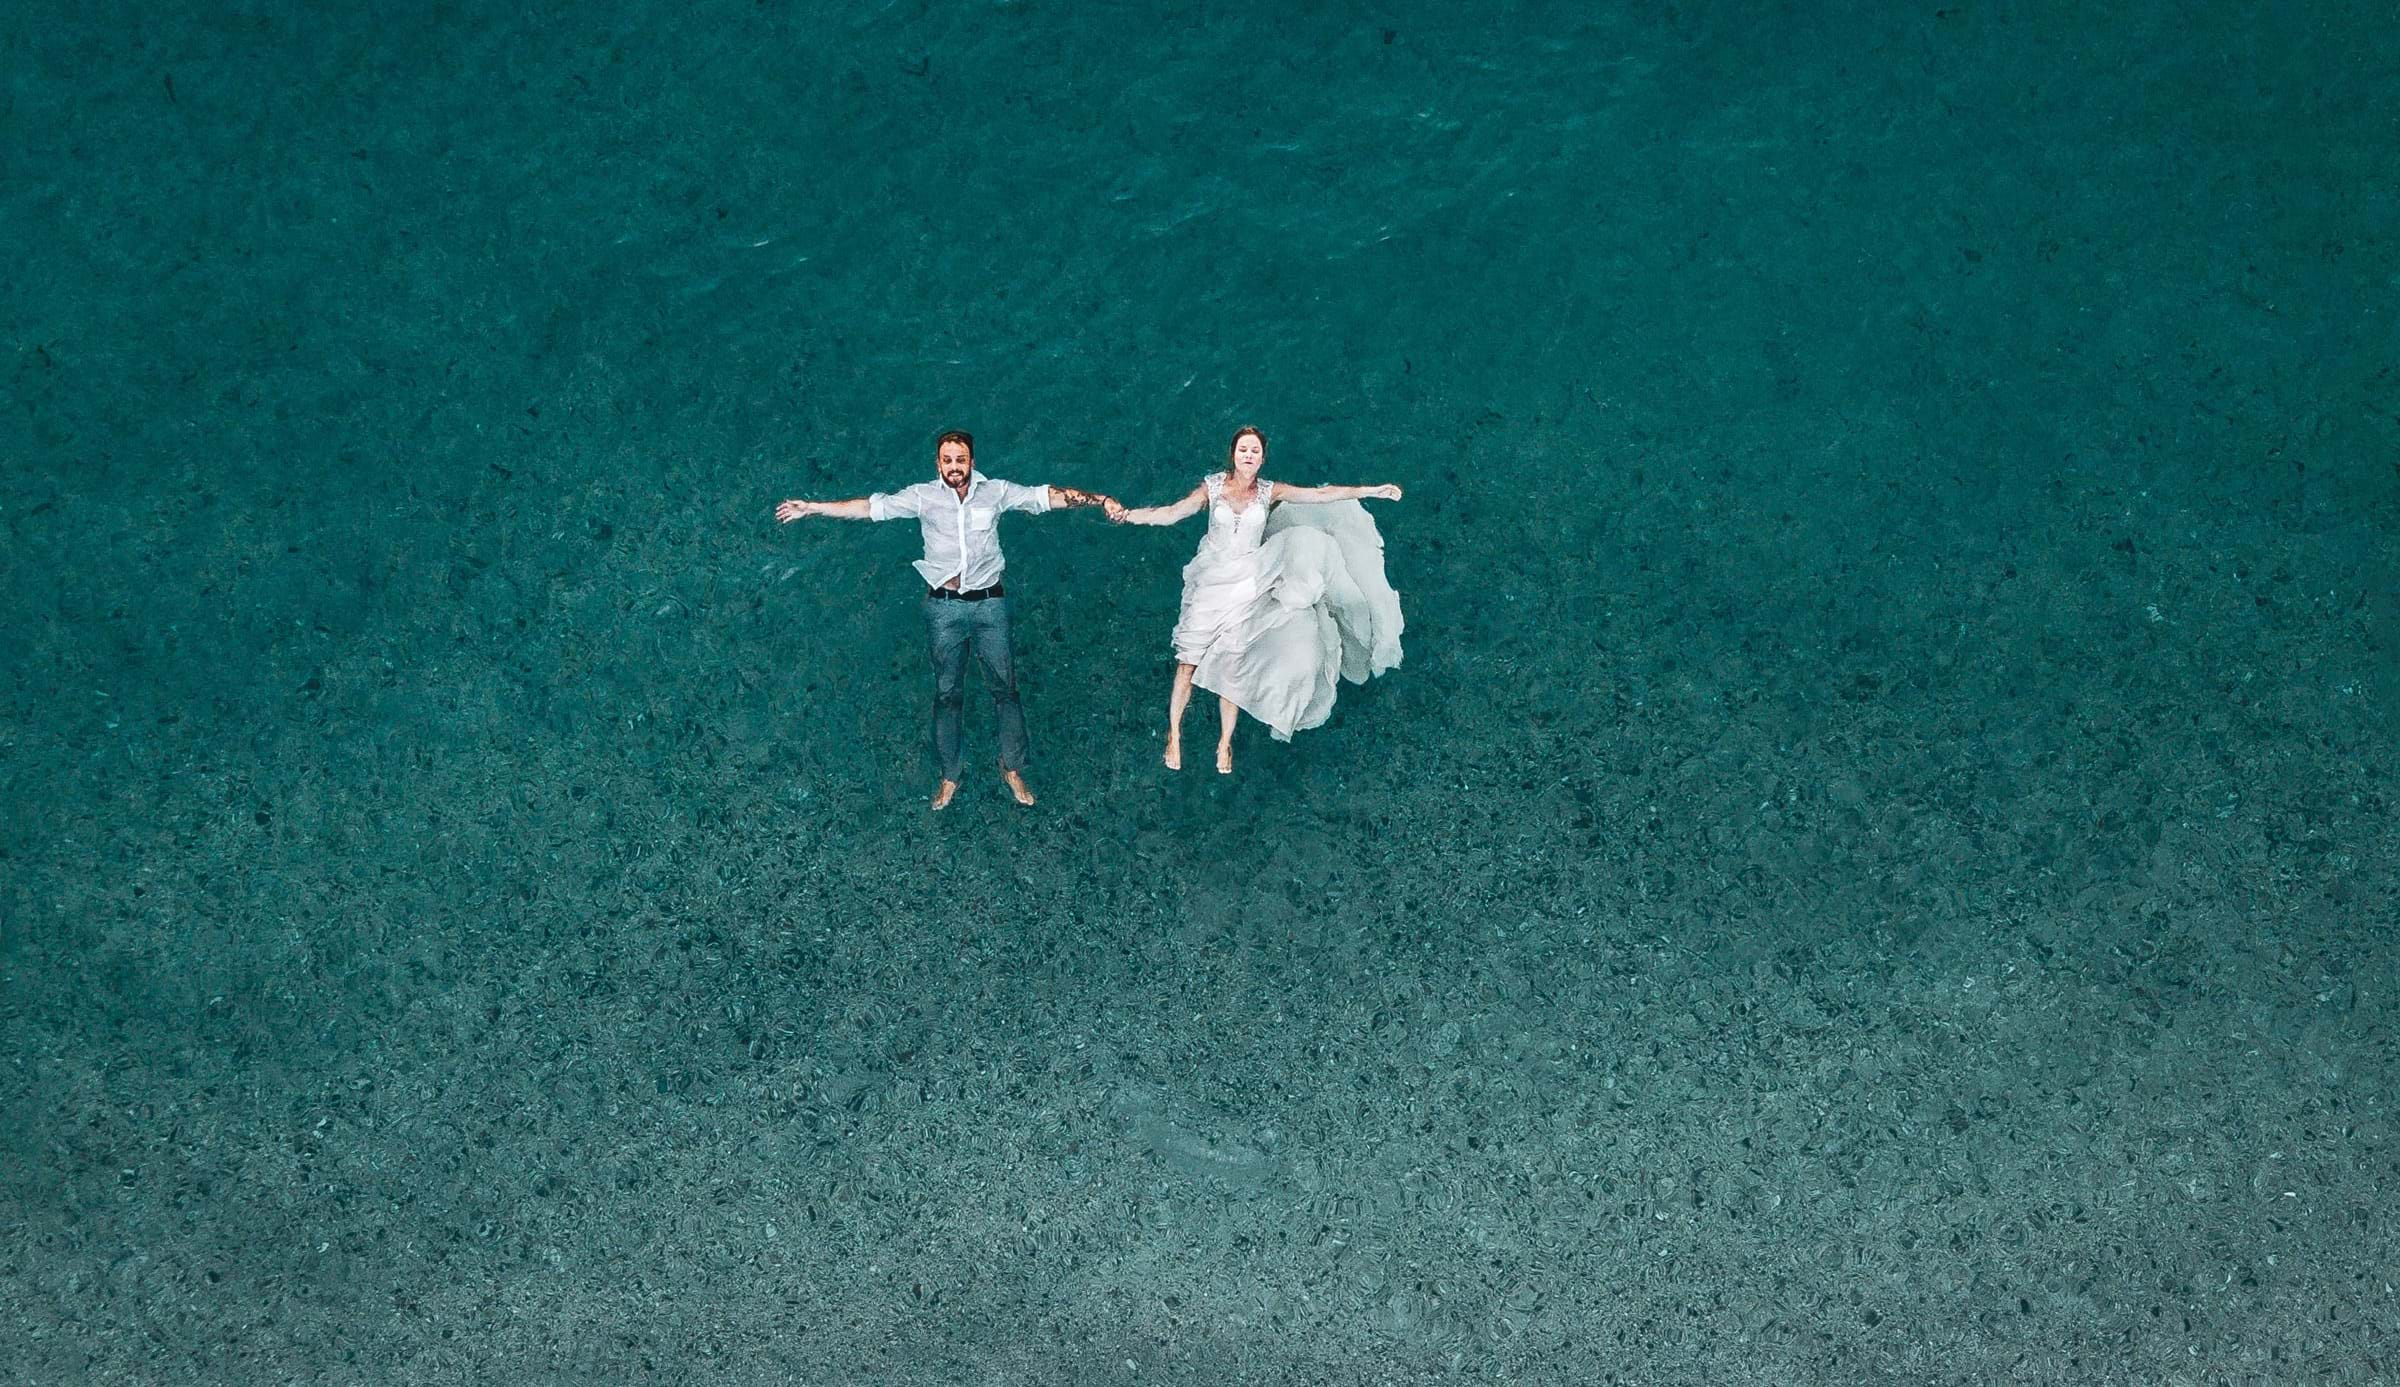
931, 779, 959, 810
1215, 744, 1233, 775
1163, 739, 1182, 771
1001, 768, 1036, 806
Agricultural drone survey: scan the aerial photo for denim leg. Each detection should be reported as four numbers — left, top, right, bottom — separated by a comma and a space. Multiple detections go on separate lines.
926, 596, 971, 782
973, 597, 1028, 771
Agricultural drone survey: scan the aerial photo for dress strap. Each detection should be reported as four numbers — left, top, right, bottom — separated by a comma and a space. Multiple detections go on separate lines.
1203, 471, 1226, 500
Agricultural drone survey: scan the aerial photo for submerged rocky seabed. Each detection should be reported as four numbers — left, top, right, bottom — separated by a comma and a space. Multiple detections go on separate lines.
4, 0, 2396, 1382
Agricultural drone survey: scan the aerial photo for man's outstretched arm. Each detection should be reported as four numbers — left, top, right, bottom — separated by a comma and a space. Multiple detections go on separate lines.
1044, 485, 1117, 512
776, 497, 875, 522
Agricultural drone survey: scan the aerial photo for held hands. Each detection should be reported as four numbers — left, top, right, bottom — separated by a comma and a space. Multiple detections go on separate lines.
1103, 498, 1129, 523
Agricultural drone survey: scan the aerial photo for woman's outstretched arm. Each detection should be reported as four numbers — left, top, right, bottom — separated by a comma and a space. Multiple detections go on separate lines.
1112, 483, 1210, 526
1266, 482, 1403, 504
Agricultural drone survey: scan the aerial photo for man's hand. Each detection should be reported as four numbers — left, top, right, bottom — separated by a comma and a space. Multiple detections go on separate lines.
775, 499, 814, 523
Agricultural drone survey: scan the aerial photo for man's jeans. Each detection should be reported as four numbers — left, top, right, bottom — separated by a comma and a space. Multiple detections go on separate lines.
924, 593, 1026, 782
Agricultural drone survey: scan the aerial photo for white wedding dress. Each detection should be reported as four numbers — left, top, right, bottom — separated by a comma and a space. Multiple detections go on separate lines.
1170, 472, 1404, 740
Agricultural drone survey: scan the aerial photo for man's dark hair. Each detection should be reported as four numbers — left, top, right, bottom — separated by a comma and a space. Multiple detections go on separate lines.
936, 430, 974, 458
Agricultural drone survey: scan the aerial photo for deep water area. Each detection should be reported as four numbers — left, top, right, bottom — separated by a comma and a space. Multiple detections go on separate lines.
4, 1, 2396, 1383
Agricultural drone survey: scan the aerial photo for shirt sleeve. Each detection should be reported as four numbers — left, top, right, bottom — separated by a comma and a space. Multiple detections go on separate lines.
868, 484, 926, 522
990, 479, 1053, 514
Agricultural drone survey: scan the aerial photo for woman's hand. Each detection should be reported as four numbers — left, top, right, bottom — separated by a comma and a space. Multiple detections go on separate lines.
1373, 484, 1404, 501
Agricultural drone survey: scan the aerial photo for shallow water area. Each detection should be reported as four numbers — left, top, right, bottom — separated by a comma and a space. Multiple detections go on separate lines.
4, 1, 2397, 1383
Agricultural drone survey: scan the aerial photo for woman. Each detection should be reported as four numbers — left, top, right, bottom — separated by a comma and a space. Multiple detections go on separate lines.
1107, 427, 1404, 773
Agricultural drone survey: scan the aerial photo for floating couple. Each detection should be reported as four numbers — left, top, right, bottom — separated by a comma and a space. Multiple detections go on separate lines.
776, 427, 1405, 808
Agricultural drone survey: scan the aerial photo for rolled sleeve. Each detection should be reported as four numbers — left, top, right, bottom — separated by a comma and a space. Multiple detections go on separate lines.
868, 485, 926, 522
993, 479, 1053, 514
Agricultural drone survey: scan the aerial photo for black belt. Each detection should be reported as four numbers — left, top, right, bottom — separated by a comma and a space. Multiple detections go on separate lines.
929, 582, 1003, 602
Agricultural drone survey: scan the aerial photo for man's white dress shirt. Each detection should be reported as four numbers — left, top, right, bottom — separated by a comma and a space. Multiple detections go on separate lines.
868, 475, 1051, 590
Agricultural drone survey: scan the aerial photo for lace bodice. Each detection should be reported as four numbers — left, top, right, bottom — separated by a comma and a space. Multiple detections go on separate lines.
1198, 472, 1274, 556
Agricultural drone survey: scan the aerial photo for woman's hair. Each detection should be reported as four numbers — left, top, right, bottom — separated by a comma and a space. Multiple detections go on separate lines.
1227, 426, 1267, 463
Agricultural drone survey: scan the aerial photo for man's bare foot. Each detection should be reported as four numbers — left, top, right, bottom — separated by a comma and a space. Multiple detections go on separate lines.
1216, 745, 1233, 775
1001, 768, 1036, 806
1163, 739, 1182, 771
931, 779, 959, 811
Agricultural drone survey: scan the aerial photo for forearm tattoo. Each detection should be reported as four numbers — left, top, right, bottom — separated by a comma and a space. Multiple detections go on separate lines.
1051, 486, 1110, 509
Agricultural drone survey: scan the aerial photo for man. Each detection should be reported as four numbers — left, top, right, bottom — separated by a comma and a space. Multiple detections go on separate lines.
775, 430, 1116, 809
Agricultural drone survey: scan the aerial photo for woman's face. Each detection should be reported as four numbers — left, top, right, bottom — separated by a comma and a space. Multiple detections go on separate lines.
1230, 433, 1265, 479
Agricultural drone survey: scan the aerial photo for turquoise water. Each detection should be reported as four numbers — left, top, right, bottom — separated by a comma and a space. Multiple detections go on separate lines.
4, 1, 2395, 1382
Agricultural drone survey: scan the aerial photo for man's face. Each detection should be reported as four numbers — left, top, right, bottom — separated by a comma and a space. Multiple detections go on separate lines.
937, 441, 974, 489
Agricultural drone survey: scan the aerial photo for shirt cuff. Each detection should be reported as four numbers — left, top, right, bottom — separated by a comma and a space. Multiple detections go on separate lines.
868, 493, 893, 522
